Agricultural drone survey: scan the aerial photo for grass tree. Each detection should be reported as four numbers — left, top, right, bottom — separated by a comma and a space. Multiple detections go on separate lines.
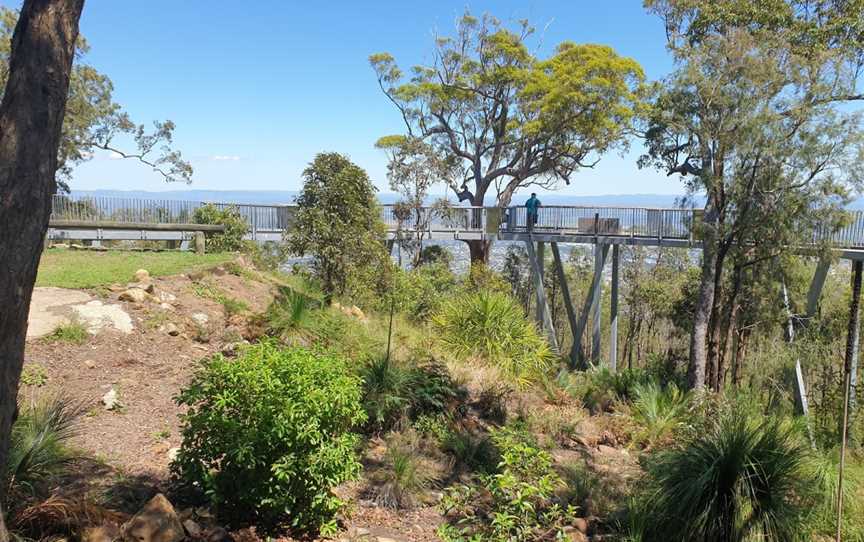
640, 0, 864, 390
371, 12, 646, 262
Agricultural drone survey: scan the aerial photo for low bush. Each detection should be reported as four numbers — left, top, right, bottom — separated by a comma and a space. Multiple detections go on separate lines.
388, 263, 457, 320
633, 409, 813, 542
438, 426, 577, 542
192, 203, 249, 252
433, 291, 555, 385
173, 342, 366, 534
803, 449, 864, 541
265, 287, 319, 337
564, 367, 652, 413
370, 429, 436, 509
360, 357, 467, 433
5, 395, 83, 509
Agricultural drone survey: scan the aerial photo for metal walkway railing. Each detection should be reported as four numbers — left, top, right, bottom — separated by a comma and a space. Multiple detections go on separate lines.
49, 195, 864, 249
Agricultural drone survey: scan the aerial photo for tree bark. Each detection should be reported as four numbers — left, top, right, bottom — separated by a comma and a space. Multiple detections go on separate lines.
0, 0, 85, 531
688, 202, 719, 390
463, 239, 491, 265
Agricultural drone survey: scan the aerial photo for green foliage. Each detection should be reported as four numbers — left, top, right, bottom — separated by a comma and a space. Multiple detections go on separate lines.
438, 426, 577, 542
634, 409, 813, 542
629, 382, 689, 448
564, 367, 653, 413
418, 245, 453, 267
173, 342, 366, 533
360, 357, 467, 433
265, 287, 318, 337
287, 152, 391, 303
433, 290, 555, 385
43, 321, 88, 345
5, 396, 83, 508
19, 365, 48, 388
372, 12, 645, 210
387, 263, 458, 320
802, 450, 864, 541
192, 204, 249, 252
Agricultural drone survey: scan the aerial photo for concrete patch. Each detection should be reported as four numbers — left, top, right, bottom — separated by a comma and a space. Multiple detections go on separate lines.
27, 287, 92, 339
72, 300, 134, 335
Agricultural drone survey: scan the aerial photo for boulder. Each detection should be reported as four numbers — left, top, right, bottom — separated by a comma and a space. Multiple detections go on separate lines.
119, 288, 149, 304
122, 494, 184, 542
134, 269, 151, 282
82, 523, 121, 542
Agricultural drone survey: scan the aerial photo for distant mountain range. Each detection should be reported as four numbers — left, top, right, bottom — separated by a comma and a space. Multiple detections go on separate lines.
69, 189, 695, 208
69, 189, 864, 210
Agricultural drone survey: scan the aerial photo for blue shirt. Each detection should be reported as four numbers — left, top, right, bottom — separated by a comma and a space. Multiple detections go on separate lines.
525, 196, 540, 214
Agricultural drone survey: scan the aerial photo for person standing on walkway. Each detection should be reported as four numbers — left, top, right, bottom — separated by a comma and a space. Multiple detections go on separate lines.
525, 193, 541, 232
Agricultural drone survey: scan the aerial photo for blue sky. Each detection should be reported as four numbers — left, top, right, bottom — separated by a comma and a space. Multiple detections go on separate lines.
4, 1, 682, 199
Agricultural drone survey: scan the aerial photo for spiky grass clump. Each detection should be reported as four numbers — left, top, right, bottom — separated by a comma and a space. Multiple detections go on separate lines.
371, 430, 435, 509
433, 290, 554, 385
636, 411, 812, 542
802, 450, 864, 541
266, 288, 317, 337
630, 382, 689, 448
5, 395, 84, 507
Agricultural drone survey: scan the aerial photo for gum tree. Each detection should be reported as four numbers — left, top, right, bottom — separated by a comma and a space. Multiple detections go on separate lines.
0, 1, 85, 537
641, 0, 864, 389
371, 12, 645, 262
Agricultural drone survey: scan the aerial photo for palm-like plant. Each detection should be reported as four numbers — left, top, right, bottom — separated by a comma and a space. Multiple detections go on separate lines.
433, 291, 554, 385
630, 382, 689, 448
639, 411, 812, 542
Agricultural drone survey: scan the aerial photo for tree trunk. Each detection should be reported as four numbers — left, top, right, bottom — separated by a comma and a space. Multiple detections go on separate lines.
688, 202, 720, 390
0, 0, 85, 529
464, 239, 491, 264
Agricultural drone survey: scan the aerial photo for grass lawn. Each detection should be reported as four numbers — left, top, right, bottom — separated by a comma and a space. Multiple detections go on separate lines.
36, 249, 234, 289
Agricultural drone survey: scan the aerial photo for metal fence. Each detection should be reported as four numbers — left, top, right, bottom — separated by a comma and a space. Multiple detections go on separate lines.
49, 195, 864, 249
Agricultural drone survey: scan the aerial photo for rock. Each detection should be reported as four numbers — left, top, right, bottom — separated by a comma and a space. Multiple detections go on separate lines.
376, 537, 401, 542
119, 288, 149, 304
350, 305, 366, 320
122, 494, 184, 542
182, 519, 202, 537
204, 527, 233, 542
82, 524, 121, 542
221, 342, 238, 356
73, 300, 135, 334
191, 313, 209, 325
212, 266, 227, 276
108, 284, 126, 293
84, 359, 96, 369
134, 269, 151, 282
128, 282, 156, 294
159, 302, 175, 311
164, 323, 180, 336
597, 444, 618, 455
572, 517, 589, 534
158, 291, 177, 303
348, 527, 370, 538
167, 447, 180, 462
102, 388, 119, 411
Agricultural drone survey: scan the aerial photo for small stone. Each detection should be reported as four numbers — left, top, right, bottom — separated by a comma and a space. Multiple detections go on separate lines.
204, 527, 233, 542
159, 291, 177, 303
84, 359, 96, 369
134, 269, 151, 282
108, 284, 126, 292
119, 288, 148, 304
182, 519, 201, 537
102, 388, 119, 411
159, 303, 175, 311
348, 527, 370, 538
212, 266, 227, 276
191, 313, 209, 325
121, 493, 184, 542
167, 447, 180, 462
376, 537, 400, 542
164, 323, 180, 336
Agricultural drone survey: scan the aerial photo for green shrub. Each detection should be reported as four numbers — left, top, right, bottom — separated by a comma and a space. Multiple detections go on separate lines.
360, 357, 467, 433
634, 410, 813, 542
387, 263, 457, 320
265, 287, 318, 337
193, 203, 249, 252
19, 365, 48, 387
438, 426, 576, 542
5, 395, 83, 508
433, 291, 554, 385
802, 449, 864, 541
565, 366, 652, 413
173, 342, 366, 534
